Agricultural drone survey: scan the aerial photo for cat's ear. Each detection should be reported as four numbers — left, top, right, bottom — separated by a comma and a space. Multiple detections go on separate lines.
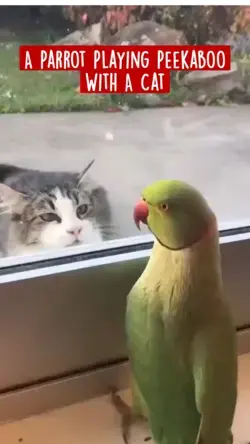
78, 159, 95, 185
88, 183, 111, 214
77, 159, 110, 211
0, 184, 27, 215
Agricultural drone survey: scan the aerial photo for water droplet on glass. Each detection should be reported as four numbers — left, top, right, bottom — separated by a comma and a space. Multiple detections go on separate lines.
105, 132, 114, 141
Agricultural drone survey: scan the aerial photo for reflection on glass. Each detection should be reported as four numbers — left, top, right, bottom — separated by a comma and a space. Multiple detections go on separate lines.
0, 5, 249, 262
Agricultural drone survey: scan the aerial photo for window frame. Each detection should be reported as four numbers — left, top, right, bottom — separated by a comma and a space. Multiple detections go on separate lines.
0, 222, 250, 422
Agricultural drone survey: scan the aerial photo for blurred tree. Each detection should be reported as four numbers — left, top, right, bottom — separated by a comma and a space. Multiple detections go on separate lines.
232, 6, 250, 34
61, 5, 241, 44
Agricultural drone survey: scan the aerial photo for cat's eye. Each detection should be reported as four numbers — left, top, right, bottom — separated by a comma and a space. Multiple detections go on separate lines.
40, 213, 61, 223
76, 204, 89, 218
11, 213, 22, 222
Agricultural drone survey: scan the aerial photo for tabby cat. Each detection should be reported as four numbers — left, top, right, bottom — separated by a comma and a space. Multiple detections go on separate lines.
0, 160, 115, 256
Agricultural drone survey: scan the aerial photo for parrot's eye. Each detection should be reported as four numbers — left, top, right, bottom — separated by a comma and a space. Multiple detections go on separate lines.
160, 203, 168, 212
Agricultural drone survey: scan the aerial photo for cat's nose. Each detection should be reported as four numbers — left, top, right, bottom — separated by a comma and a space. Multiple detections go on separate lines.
67, 228, 82, 238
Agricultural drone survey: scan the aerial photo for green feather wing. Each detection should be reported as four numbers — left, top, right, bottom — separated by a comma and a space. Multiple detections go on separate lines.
192, 316, 237, 444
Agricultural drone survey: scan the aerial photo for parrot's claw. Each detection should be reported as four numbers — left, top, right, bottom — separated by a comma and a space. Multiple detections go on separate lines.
121, 414, 132, 444
109, 386, 133, 443
109, 386, 149, 444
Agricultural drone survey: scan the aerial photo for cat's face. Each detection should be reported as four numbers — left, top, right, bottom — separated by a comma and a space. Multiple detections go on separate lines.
16, 185, 103, 248
0, 169, 112, 254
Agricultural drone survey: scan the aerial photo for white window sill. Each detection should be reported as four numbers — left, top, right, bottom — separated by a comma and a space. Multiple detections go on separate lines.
1, 353, 250, 444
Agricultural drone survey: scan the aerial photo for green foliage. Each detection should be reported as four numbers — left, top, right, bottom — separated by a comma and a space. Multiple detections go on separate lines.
62, 6, 239, 44
1, 6, 250, 113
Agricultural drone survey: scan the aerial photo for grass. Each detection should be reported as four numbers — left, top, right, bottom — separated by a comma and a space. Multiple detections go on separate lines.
0, 39, 186, 113
1, 11, 249, 113
0, 42, 117, 113
4, 38, 248, 113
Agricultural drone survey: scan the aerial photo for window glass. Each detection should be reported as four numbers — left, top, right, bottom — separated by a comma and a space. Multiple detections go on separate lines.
0, 5, 249, 263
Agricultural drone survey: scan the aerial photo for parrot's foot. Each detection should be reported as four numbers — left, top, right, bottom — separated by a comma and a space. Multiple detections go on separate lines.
109, 386, 150, 444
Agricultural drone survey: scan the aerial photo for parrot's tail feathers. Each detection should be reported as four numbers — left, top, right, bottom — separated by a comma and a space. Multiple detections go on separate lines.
195, 423, 234, 444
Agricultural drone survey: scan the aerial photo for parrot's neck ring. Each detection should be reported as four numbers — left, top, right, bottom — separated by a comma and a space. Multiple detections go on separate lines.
152, 215, 217, 252
154, 235, 199, 251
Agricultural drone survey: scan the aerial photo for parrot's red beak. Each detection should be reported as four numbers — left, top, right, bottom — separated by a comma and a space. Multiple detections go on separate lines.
133, 200, 149, 230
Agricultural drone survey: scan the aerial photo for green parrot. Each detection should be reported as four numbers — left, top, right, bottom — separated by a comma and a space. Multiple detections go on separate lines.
125, 179, 238, 444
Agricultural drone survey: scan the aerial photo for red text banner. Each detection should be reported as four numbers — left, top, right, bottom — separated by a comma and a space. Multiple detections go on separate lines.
19, 44, 231, 94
